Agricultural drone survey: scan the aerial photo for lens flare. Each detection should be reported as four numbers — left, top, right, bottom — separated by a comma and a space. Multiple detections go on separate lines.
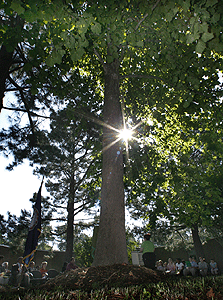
119, 128, 133, 142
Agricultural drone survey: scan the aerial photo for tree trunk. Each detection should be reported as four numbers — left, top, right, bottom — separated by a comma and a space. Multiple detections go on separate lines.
191, 224, 205, 259
0, 45, 13, 112
65, 174, 75, 261
92, 59, 128, 266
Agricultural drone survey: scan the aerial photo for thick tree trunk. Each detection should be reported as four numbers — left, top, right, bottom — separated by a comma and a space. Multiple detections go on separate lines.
65, 174, 75, 261
191, 224, 205, 259
0, 45, 13, 112
92, 59, 128, 266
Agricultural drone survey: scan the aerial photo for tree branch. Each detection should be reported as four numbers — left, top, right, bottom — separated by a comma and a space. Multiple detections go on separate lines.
93, 48, 106, 70
152, 0, 161, 11
121, 74, 164, 82
135, 0, 161, 31
2, 105, 50, 119
135, 13, 148, 31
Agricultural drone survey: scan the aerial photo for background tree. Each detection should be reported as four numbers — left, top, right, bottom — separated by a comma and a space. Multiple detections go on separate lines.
0, 193, 53, 255
126, 96, 223, 258
35, 103, 102, 261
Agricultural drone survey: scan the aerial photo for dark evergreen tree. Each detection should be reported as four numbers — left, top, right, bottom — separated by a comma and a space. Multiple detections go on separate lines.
35, 105, 102, 261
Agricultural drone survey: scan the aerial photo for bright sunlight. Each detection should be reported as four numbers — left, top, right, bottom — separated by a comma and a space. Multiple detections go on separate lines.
118, 128, 133, 143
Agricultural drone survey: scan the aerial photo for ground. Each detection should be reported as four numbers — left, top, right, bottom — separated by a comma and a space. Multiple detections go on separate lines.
41, 264, 164, 291
0, 266, 223, 299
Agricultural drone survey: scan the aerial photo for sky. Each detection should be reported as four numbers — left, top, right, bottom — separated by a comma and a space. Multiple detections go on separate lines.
0, 155, 47, 218
0, 95, 47, 218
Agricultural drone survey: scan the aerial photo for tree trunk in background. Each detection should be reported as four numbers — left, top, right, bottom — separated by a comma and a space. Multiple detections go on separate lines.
65, 174, 75, 261
191, 224, 205, 259
92, 58, 128, 266
0, 45, 13, 112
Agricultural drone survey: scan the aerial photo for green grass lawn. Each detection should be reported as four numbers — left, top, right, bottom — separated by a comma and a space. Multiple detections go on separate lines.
0, 275, 223, 299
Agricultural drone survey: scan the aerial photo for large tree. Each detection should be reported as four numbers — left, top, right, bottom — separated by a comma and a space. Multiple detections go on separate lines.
1, 0, 222, 265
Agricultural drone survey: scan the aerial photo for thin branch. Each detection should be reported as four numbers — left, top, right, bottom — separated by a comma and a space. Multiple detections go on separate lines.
121, 74, 164, 82
135, 0, 161, 31
44, 217, 66, 222
135, 13, 148, 31
9, 65, 24, 74
5, 86, 31, 91
93, 48, 106, 70
2, 105, 50, 119
74, 199, 93, 216
152, 0, 161, 11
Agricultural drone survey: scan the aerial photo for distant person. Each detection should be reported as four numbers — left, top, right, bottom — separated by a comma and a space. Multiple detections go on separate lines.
210, 259, 218, 275
28, 261, 36, 273
166, 258, 176, 274
8, 256, 23, 286
17, 257, 30, 287
8, 262, 20, 286
2, 261, 10, 274
39, 261, 48, 278
19, 264, 30, 287
66, 257, 78, 271
175, 258, 184, 275
156, 260, 165, 272
9, 256, 30, 287
198, 257, 208, 276
17, 256, 23, 275
140, 233, 156, 269
0, 255, 4, 273
183, 257, 198, 276
0, 260, 10, 285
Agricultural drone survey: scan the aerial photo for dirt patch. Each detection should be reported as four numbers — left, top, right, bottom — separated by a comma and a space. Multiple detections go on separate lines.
40, 264, 165, 291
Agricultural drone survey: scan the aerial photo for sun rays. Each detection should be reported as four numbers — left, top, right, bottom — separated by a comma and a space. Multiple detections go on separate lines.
101, 119, 144, 161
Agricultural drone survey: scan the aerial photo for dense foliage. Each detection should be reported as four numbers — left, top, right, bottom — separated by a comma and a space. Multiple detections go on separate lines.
0, 0, 223, 262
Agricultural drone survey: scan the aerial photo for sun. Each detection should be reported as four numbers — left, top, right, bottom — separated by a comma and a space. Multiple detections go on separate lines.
118, 128, 133, 143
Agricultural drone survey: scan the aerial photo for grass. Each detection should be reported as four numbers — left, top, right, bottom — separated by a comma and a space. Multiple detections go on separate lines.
0, 275, 223, 299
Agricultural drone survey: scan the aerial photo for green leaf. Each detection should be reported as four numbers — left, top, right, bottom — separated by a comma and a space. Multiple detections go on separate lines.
186, 33, 199, 44
200, 22, 209, 33
206, 0, 218, 7
45, 56, 54, 67
91, 23, 101, 35
70, 47, 85, 62
201, 32, 214, 42
107, 56, 113, 63
189, 17, 196, 25
80, 38, 89, 48
31, 86, 38, 95
183, 101, 190, 108
166, 11, 174, 22
24, 11, 38, 22
10, 1, 25, 15
76, 19, 88, 34
136, 40, 144, 47
211, 13, 220, 24
110, 24, 116, 31
196, 40, 206, 54
181, 0, 190, 11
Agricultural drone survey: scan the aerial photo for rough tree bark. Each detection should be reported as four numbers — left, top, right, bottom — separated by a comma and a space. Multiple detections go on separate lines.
191, 224, 205, 259
92, 58, 128, 266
